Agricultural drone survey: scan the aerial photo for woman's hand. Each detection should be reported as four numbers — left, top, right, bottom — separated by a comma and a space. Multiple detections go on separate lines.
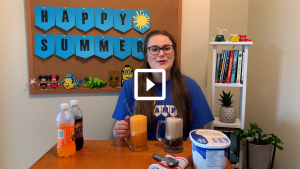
113, 116, 130, 140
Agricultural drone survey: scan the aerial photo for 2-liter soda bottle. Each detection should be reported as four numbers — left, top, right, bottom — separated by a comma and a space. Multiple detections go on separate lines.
69, 100, 84, 151
56, 103, 76, 157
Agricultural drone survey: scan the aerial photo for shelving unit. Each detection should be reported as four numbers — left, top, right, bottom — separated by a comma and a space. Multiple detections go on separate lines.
210, 42, 253, 169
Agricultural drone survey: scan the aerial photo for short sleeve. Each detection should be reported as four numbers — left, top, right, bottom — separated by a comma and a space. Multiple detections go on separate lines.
112, 78, 135, 121
188, 81, 215, 130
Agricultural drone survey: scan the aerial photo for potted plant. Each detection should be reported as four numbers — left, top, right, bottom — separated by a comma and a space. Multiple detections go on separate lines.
234, 123, 284, 169
218, 90, 236, 123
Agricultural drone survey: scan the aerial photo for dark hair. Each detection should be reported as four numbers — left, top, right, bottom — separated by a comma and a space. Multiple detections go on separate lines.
38, 76, 48, 81
135, 30, 192, 129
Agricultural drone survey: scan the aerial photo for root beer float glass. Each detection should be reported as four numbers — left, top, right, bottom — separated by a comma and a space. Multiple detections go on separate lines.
125, 115, 148, 151
157, 117, 183, 153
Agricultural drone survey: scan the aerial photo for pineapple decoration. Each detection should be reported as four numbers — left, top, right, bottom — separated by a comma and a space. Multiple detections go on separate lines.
218, 90, 236, 123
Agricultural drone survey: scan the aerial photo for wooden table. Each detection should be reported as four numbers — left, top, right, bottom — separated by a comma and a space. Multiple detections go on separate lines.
30, 140, 234, 169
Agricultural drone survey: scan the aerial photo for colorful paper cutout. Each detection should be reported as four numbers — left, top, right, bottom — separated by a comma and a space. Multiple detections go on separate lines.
108, 71, 119, 88
35, 6, 55, 31
95, 36, 113, 59
84, 76, 107, 89
55, 35, 75, 59
133, 10, 150, 34
49, 75, 59, 89
38, 76, 48, 90
113, 37, 131, 60
25, 78, 37, 90
230, 34, 239, 42
239, 35, 247, 42
55, 7, 75, 31
214, 28, 227, 42
75, 35, 95, 58
60, 74, 82, 89
35, 34, 55, 59
121, 65, 133, 87
95, 8, 114, 31
76, 7, 95, 32
132, 38, 145, 60
114, 9, 132, 33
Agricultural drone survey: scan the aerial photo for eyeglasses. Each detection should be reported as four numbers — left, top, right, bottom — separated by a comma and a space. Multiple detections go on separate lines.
147, 45, 174, 55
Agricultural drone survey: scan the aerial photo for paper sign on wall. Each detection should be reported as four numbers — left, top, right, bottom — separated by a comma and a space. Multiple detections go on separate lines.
55, 35, 75, 59
55, 7, 75, 31
76, 8, 95, 32
95, 8, 114, 31
133, 10, 150, 34
76, 36, 94, 58
35, 34, 55, 59
95, 36, 113, 59
114, 37, 131, 60
114, 9, 132, 33
132, 38, 145, 60
35, 6, 55, 31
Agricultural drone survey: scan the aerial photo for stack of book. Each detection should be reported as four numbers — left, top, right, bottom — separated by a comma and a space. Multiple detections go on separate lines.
215, 50, 245, 84
220, 130, 239, 164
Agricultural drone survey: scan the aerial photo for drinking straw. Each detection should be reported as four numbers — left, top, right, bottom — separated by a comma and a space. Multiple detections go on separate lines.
162, 100, 171, 117
124, 99, 133, 117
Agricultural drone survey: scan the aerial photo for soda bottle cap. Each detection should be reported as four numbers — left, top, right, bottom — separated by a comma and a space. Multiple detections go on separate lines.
70, 100, 78, 106
61, 103, 70, 110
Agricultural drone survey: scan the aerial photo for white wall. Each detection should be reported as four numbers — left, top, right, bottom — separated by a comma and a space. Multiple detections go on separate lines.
246, 0, 300, 168
0, 0, 211, 168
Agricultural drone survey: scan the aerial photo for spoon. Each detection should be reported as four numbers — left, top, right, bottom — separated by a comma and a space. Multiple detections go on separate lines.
153, 153, 179, 168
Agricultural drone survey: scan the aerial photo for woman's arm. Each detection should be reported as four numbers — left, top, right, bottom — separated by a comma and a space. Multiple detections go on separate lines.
186, 126, 204, 141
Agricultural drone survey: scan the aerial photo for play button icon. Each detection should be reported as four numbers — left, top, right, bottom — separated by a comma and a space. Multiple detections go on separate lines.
134, 69, 166, 100
146, 78, 155, 91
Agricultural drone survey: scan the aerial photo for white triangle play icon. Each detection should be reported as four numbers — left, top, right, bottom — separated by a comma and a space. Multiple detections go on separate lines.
146, 78, 155, 91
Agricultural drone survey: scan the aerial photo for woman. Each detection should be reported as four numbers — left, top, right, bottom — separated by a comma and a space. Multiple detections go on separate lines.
112, 30, 214, 141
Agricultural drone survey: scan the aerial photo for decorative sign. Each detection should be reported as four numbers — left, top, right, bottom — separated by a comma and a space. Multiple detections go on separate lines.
55, 35, 75, 59
114, 9, 132, 33
132, 38, 145, 60
55, 7, 75, 31
95, 36, 113, 59
35, 6, 55, 31
76, 7, 95, 32
95, 8, 114, 31
114, 37, 131, 60
133, 10, 150, 34
75, 36, 95, 58
35, 34, 55, 59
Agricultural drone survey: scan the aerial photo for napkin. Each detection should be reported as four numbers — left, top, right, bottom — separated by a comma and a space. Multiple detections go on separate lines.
149, 153, 189, 169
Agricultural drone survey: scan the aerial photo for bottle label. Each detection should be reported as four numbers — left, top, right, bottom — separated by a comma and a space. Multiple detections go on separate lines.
57, 125, 75, 146
74, 120, 83, 139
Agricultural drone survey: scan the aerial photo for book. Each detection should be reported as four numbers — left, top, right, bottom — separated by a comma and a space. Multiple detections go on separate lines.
226, 50, 234, 83
216, 53, 221, 83
236, 50, 243, 84
241, 51, 245, 84
218, 51, 224, 83
230, 50, 239, 83
219, 51, 226, 82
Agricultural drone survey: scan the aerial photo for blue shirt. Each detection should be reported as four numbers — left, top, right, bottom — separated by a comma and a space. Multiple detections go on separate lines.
112, 76, 214, 141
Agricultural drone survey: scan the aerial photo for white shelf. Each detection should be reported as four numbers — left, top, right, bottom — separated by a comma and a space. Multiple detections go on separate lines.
210, 42, 253, 46
213, 117, 241, 128
214, 83, 243, 87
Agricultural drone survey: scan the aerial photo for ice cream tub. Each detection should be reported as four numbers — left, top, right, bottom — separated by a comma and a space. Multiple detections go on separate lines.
189, 129, 231, 169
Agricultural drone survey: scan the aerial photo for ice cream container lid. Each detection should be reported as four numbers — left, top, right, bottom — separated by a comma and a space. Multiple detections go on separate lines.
189, 129, 231, 149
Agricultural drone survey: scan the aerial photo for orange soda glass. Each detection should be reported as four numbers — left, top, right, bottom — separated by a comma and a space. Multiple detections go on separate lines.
125, 115, 148, 151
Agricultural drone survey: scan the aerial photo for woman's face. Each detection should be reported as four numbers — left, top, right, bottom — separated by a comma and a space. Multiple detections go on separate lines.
146, 35, 175, 72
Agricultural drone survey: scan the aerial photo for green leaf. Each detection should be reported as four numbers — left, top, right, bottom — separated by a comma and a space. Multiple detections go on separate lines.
261, 134, 268, 138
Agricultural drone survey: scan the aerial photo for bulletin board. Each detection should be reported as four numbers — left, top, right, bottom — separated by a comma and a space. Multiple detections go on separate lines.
25, 0, 182, 95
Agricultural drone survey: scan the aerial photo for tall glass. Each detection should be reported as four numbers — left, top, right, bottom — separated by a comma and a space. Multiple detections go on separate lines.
125, 115, 148, 151
157, 117, 183, 153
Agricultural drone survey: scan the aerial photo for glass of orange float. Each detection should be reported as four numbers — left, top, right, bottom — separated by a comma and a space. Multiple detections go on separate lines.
125, 115, 148, 152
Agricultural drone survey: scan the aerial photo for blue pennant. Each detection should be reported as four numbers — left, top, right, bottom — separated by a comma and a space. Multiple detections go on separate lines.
35, 34, 54, 59
114, 9, 132, 33
75, 36, 94, 58
95, 36, 113, 59
76, 7, 95, 32
132, 10, 151, 34
132, 38, 145, 60
55, 7, 75, 31
95, 8, 114, 31
35, 6, 55, 31
55, 35, 75, 59
114, 37, 131, 60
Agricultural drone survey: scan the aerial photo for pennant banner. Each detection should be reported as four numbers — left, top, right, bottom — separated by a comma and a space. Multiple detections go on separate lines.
76, 36, 94, 58
55, 35, 75, 59
132, 38, 145, 60
133, 10, 150, 34
35, 34, 55, 59
76, 8, 95, 32
114, 9, 132, 33
95, 8, 114, 31
114, 37, 131, 60
55, 7, 75, 31
95, 36, 113, 59
35, 6, 55, 31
